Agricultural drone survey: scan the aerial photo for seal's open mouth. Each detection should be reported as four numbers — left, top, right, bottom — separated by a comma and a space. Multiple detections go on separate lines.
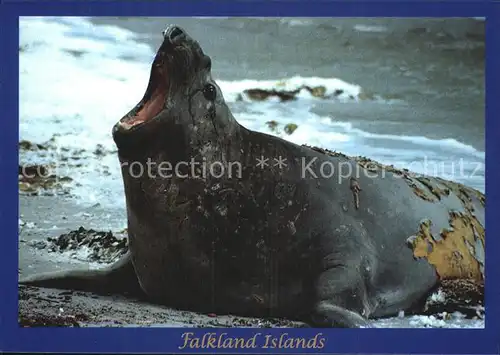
115, 26, 192, 134
119, 50, 169, 131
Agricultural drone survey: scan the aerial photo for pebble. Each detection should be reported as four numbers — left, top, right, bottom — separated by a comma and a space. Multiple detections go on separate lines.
27, 240, 47, 250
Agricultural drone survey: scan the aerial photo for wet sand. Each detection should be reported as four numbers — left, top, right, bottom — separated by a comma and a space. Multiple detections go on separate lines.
19, 285, 306, 328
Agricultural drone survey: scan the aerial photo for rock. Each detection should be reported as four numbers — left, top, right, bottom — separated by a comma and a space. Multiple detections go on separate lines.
27, 240, 47, 250
305, 85, 327, 97
244, 88, 298, 102
265, 121, 299, 136
46, 227, 129, 264
19, 140, 47, 151
93, 144, 106, 156
241, 84, 357, 102
284, 123, 298, 135
265, 120, 279, 133
18, 164, 72, 196
422, 279, 484, 318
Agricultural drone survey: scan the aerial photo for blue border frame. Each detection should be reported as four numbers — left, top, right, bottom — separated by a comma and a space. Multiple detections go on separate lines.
1, 1, 499, 354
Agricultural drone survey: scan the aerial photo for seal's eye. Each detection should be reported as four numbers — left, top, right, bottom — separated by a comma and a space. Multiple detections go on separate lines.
203, 84, 217, 101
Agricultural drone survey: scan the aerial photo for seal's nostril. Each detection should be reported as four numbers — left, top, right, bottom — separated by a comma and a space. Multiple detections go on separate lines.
168, 26, 184, 41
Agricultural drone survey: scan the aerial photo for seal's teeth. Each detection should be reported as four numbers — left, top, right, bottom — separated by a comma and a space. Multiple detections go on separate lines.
119, 121, 134, 131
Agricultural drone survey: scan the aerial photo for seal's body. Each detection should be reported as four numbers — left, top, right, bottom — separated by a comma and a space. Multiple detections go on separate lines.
20, 26, 485, 327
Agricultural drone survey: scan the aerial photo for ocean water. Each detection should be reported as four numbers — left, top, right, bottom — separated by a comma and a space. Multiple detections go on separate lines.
18, 17, 485, 328
19, 16, 485, 212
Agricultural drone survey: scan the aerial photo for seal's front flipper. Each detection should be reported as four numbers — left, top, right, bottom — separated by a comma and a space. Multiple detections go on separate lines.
19, 252, 144, 297
311, 300, 370, 328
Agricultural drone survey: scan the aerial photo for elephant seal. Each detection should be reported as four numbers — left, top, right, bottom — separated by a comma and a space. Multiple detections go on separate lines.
20, 25, 485, 328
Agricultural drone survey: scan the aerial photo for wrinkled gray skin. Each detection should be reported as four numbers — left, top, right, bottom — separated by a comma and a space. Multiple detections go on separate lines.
20, 26, 485, 327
